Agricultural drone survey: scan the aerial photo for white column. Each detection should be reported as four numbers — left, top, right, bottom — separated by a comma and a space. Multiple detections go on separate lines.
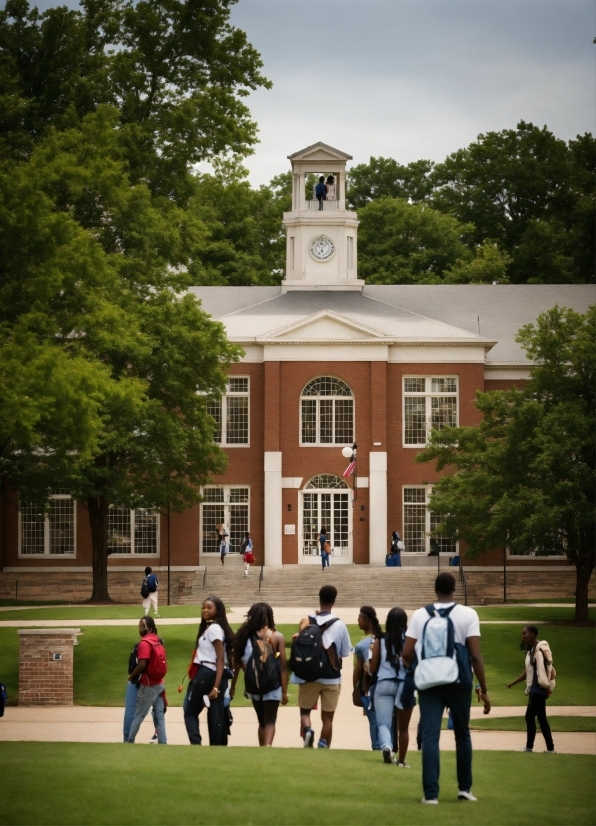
369, 452, 387, 565
264, 452, 283, 567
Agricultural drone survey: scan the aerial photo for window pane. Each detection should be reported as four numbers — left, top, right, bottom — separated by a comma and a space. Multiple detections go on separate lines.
302, 377, 352, 397
319, 399, 333, 443
431, 396, 457, 430
334, 399, 354, 444
404, 487, 427, 503
404, 503, 426, 552
108, 508, 131, 554
301, 399, 317, 443
229, 487, 249, 503
203, 487, 224, 503
404, 397, 427, 444
20, 503, 45, 555
302, 493, 318, 555
229, 504, 248, 552
429, 511, 456, 554
226, 396, 248, 444
320, 493, 331, 535
404, 378, 426, 393
207, 400, 222, 443
229, 377, 248, 393
431, 378, 457, 393
49, 498, 75, 555
202, 504, 225, 554
134, 509, 158, 554
333, 492, 349, 549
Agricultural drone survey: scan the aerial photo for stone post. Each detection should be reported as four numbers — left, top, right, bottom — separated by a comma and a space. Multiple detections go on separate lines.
18, 628, 80, 705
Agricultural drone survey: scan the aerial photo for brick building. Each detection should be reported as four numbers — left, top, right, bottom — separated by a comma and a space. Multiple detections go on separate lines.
1, 143, 594, 599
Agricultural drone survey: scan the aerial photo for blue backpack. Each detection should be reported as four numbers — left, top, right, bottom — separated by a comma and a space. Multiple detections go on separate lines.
414, 605, 472, 691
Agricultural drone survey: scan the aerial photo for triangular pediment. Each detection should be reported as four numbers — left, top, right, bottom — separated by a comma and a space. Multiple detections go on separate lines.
260, 310, 387, 342
288, 142, 353, 163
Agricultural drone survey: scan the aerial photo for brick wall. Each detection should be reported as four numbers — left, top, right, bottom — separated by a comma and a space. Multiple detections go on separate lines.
18, 630, 78, 705
463, 569, 595, 604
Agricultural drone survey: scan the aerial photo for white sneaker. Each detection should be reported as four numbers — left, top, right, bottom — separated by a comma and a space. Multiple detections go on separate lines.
303, 728, 314, 748
543, 748, 557, 754
421, 798, 438, 805
149, 733, 158, 744
397, 762, 411, 768
458, 791, 477, 802
520, 747, 533, 752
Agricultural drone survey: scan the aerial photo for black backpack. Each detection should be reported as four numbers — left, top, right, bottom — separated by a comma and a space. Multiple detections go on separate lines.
290, 618, 341, 682
140, 577, 149, 598
244, 635, 281, 696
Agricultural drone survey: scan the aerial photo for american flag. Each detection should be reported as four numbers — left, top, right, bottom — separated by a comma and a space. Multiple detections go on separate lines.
343, 460, 356, 478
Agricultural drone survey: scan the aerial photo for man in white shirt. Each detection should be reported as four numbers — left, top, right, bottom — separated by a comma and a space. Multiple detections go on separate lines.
292, 584, 352, 749
402, 572, 490, 805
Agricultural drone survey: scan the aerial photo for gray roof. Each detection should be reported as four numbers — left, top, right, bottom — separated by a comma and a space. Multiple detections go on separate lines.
188, 285, 596, 365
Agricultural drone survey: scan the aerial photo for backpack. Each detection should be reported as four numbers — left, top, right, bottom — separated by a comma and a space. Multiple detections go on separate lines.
140, 577, 149, 599
147, 574, 158, 593
290, 618, 340, 682
0, 682, 7, 717
244, 635, 281, 696
240, 539, 248, 554
414, 604, 472, 691
144, 636, 168, 682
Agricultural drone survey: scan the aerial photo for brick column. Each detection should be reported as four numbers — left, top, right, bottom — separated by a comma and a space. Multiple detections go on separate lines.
18, 628, 80, 705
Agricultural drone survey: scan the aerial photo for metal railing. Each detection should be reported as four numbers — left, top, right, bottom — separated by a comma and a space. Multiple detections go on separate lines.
202, 567, 207, 589
258, 565, 264, 592
459, 563, 468, 606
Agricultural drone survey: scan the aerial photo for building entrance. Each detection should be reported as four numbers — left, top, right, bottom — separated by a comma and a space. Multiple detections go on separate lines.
300, 475, 352, 564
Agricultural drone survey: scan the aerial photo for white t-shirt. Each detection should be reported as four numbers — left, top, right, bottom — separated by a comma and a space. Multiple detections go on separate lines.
376, 636, 410, 682
241, 638, 283, 701
194, 623, 225, 671
406, 602, 480, 654
291, 612, 353, 686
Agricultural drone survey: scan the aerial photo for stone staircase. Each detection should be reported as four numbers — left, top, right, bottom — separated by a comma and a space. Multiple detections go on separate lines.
178, 565, 454, 608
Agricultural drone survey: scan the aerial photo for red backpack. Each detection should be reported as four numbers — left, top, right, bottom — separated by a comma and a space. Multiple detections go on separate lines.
143, 635, 168, 682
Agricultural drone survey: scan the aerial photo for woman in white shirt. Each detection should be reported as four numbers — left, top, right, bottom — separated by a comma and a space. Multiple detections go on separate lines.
230, 602, 288, 746
183, 596, 233, 745
370, 607, 414, 767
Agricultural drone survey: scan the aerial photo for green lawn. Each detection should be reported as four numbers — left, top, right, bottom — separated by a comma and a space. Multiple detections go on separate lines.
474, 606, 596, 622
0, 622, 594, 708
0, 605, 207, 621
469, 716, 596, 732
0, 744, 594, 825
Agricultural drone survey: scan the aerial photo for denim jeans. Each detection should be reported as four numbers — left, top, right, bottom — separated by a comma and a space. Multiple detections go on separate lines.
321, 551, 330, 569
418, 685, 472, 800
123, 681, 158, 742
373, 679, 398, 750
125, 683, 167, 744
183, 665, 216, 745
361, 694, 380, 750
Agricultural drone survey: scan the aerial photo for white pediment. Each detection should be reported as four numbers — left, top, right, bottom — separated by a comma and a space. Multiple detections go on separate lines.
288, 142, 353, 163
261, 310, 388, 342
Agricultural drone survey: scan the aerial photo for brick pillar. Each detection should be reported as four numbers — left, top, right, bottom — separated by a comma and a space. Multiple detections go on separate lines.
18, 628, 80, 705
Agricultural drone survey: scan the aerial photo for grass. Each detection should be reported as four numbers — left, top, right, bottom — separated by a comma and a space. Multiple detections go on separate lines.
474, 606, 596, 622
0, 744, 594, 825
1, 621, 594, 708
469, 716, 596, 733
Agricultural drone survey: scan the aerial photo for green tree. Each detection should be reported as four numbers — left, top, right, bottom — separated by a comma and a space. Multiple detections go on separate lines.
432, 122, 595, 284
348, 156, 434, 209
357, 197, 509, 285
417, 306, 595, 621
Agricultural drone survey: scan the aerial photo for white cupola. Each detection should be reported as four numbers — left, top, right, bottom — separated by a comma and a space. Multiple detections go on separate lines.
281, 142, 364, 292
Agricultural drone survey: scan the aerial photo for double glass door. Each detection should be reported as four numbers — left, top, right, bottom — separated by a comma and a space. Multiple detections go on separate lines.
302, 491, 350, 559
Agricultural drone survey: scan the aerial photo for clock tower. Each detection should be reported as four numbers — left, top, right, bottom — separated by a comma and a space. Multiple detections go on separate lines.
281, 142, 364, 292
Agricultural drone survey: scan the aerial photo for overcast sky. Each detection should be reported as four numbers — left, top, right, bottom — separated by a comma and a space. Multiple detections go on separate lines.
30, 0, 595, 185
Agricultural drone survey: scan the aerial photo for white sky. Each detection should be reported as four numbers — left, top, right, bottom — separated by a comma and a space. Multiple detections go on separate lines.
33, 0, 596, 185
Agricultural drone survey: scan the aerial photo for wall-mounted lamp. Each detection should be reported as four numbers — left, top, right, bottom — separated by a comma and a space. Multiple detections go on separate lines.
287, 504, 292, 512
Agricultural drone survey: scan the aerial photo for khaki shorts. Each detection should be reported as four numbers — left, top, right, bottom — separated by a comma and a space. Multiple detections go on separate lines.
298, 682, 341, 713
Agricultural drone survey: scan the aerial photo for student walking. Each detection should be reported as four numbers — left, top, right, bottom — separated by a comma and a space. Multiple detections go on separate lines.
370, 607, 415, 766
319, 529, 331, 570
508, 625, 556, 753
183, 596, 233, 745
123, 631, 159, 743
230, 602, 288, 746
401, 572, 491, 804
242, 532, 255, 577
353, 606, 382, 751
125, 617, 168, 744
290, 584, 352, 749
141, 566, 159, 617
217, 524, 229, 565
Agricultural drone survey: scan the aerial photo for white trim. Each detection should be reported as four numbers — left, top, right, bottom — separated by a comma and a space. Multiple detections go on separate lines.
264, 454, 283, 567
299, 375, 355, 447
282, 477, 303, 489
506, 550, 567, 560
402, 376, 459, 449
18, 495, 77, 559
213, 376, 250, 447
299, 480, 353, 565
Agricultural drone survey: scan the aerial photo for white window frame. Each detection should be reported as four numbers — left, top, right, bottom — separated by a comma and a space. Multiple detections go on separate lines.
18, 493, 77, 557
200, 485, 250, 554
208, 376, 250, 447
107, 507, 160, 557
402, 485, 458, 555
403, 376, 459, 448
299, 376, 355, 447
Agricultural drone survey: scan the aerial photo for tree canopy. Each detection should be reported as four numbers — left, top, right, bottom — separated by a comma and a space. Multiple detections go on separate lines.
417, 306, 596, 620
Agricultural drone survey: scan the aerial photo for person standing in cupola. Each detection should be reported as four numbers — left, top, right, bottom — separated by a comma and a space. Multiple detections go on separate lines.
315, 176, 326, 210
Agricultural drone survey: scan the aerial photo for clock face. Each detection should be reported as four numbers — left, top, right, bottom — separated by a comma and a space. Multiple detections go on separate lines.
309, 235, 335, 262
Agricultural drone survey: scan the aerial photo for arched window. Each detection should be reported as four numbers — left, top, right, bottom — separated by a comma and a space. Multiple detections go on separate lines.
304, 474, 348, 489
301, 377, 354, 445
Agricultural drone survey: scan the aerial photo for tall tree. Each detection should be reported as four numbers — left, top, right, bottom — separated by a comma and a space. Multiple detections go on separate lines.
417, 306, 595, 621
347, 156, 434, 209
357, 197, 509, 285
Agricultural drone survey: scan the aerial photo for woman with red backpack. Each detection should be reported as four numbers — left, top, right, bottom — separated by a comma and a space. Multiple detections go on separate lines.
125, 617, 168, 744
230, 602, 288, 746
